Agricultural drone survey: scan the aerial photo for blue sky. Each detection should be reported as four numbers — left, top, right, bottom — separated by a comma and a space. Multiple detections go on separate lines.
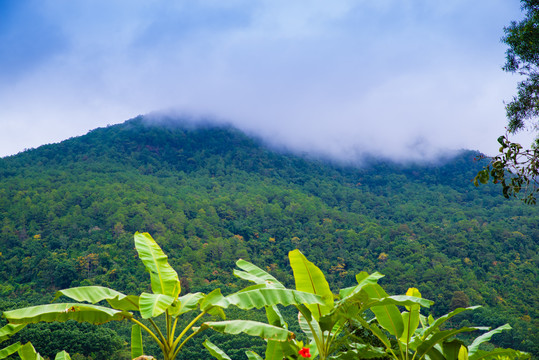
0, 1, 530, 161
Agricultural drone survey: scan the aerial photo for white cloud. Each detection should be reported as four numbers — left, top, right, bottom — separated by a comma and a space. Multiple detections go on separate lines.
0, 0, 528, 160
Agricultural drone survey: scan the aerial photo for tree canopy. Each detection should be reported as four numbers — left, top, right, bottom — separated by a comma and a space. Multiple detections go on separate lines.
477, 0, 539, 203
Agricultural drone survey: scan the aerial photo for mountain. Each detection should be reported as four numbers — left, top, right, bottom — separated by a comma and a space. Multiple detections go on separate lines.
0, 116, 537, 357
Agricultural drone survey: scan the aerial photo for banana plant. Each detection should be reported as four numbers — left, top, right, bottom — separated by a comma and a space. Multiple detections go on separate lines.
217, 250, 529, 360
354, 288, 530, 360
3, 232, 325, 360
221, 250, 429, 360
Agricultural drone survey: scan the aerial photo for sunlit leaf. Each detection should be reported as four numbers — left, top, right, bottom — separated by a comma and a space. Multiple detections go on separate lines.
468, 324, 511, 357
134, 232, 181, 297
201, 320, 293, 341
234, 259, 284, 288
53, 286, 139, 311
0, 324, 26, 342
216, 288, 324, 310
169, 292, 204, 317
18, 342, 44, 360
3, 303, 130, 325
362, 284, 403, 338
131, 324, 143, 359
54, 351, 71, 360
139, 292, 175, 319
289, 249, 333, 320
203, 339, 232, 360
245, 350, 263, 360
0, 342, 21, 359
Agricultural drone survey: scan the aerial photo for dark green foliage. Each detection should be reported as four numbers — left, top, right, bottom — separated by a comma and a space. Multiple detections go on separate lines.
0, 117, 537, 357
10, 321, 127, 360
477, 0, 539, 202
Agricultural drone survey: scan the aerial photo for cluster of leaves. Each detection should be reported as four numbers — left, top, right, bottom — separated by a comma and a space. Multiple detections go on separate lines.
475, 135, 539, 204
479, 0, 539, 202
2, 234, 529, 360
0, 119, 536, 356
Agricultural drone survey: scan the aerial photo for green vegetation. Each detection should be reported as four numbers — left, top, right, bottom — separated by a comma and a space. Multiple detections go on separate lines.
3, 233, 324, 360
477, 0, 539, 203
0, 117, 537, 358
3, 234, 528, 360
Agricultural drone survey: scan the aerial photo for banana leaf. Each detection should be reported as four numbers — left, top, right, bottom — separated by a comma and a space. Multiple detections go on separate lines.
468, 348, 530, 360
54, 351, 71, 360
442, 340, 466, 360
200, 289, 226, 319
418, 306, 481, 340
362, 284, 403, 338
339, 272, 385, 299
53, 286, 139, 311
0, 342, 21, 359
415, 327, 488, 360
134, 232, 181, 298
18, 342, 44, 360
169, 292, 204, 317
245, 351, 263, 360
203, 339, 232, 360
234, 259, 284, 288
138, 292, 175, 319
131, 324, 143, 359
200, 320, 293, 341
289, 249, 333, 320
467, 324, 511, 357
3, 303, 130, 325
217, 288, 324, 310
0, 323, 26, 342
264, 305, 287, 360
399, 288, 422, 344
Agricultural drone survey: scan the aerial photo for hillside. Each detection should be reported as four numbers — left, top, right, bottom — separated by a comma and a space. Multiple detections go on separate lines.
0, 116, 537, 358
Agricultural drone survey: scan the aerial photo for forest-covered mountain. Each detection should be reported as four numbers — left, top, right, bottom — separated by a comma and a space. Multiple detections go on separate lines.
0, 116, 537, 358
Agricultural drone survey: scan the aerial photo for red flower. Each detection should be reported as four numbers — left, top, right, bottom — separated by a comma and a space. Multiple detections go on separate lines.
298, 347, 311, 358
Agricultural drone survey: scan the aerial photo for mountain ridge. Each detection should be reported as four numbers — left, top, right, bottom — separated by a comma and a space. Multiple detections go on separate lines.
0, 116, 536, 356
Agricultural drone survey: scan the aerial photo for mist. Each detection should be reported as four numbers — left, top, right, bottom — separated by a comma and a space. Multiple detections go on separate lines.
0, 0, 530, 162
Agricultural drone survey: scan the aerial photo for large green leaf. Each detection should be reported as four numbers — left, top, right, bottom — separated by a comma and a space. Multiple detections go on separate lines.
468, 324, 511, 357
201, 289, 226, 319
245, 351, 263, 360
339, 272, 385, 299
0, 342, 21, 359
468, 348, 530, 360
418, 306, 481, 340
415, 327, 487, 360
134, 232, 181, 297
264, 305, 287, 360
53, 286, 139, 311
442, 340, 466, 360
216, 288, 324, 310
131, 324, 143, 359
18, 342, 44, 360
139, 292, 175, 319
203, 339, 232, 360
298, 311, 322, 358
399, 288, 422, 345
362, 284, 403, 338
234, 259, 284, 288
169, 292, 205, 317
0, 323, 26, 342
54, 351, 71, 360
266, 305, 286, 328
3, 303, 130, 325
289, 249, 333, 320
201, 320, 293, 341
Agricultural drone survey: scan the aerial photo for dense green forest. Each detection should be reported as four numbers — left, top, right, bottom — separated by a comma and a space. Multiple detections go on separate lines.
0, 117, 537, 359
